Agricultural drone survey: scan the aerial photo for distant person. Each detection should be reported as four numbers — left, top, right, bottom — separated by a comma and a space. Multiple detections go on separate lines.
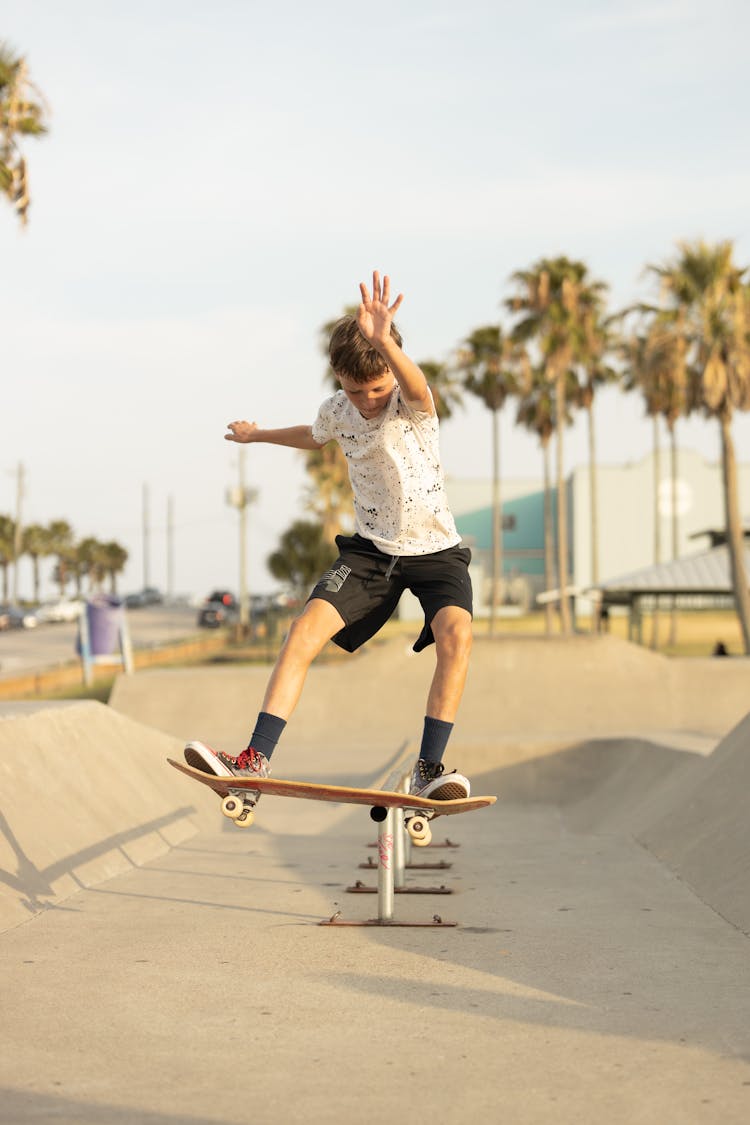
184, 271, 473, 804
712, 640, 729, 657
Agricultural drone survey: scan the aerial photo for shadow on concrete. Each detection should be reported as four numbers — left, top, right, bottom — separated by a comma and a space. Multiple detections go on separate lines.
0, 805, 198, 916
0, 1088, 226, 1125
88, 883, 320, 924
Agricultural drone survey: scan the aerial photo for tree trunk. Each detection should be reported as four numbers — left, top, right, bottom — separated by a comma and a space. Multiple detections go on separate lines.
587, 401, 599, 587
32, 557, 41, 603
555, 370, 572, 633
668, 423, 679, 648
543, 438, 554, 635
719, 411, 750, 653
650, 416, 660, 651
489, 406, 502, 636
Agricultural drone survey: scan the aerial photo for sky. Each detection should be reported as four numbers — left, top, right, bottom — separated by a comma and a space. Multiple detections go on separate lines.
3, 0, 750, 601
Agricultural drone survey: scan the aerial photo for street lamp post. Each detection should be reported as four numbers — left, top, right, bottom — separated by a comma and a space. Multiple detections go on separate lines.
226, 449, 258, 634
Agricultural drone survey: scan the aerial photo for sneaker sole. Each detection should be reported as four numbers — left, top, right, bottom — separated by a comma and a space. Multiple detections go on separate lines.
184, 741, 234, 778
413, 780, 470, 802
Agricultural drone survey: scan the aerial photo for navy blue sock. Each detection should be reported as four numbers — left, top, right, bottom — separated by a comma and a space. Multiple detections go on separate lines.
419, 716, 454, 765
248, 712, 286, 761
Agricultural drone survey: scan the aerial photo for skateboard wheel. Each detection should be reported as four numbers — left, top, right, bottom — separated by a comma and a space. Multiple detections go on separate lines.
234, 809, 254, 828
370, 805, 388, 823
407, 817, 432, 847
221, 795, 243, 819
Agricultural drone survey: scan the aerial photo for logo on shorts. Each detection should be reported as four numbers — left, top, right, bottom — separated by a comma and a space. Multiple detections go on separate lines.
321, 563, 352, 594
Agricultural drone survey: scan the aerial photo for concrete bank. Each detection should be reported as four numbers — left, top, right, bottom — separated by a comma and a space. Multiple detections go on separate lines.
0, 702, 215, 932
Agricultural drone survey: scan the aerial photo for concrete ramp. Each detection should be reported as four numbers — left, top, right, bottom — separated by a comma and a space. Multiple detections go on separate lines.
0, 702, 215, 932
637, 712, 750, 933
462, 736, 703, 831
462, 719, 750, 935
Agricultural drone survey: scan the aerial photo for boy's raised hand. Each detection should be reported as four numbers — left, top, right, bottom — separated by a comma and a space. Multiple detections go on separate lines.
225, 420, 259, 443
357, 270, 404, 348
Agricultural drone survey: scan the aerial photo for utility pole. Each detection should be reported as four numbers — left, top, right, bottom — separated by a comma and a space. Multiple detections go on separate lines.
142, 483, 150, 590
12, 461, 24, 605
226, 450, 258, 633
167, 494, 175, 600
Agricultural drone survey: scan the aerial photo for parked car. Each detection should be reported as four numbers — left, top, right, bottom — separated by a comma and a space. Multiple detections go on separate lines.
197, 590, 238, 628
35, 598, 84, 624
0, 604, 38, 630
125, 587, 163, 608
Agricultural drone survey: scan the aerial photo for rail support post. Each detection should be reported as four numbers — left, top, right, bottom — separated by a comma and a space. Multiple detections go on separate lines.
377, 809, 395, 922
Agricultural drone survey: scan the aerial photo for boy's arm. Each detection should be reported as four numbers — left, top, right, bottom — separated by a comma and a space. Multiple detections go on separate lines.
225, 421, 324, 450
357, 271, 434, 415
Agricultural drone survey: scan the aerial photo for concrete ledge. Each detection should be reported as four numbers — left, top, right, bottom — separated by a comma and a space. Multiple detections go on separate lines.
0, 701, 215, 933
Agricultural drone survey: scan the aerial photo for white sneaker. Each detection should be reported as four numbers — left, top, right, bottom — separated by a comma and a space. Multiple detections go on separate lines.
184, 741, 270, 781
409, 759, 470, 801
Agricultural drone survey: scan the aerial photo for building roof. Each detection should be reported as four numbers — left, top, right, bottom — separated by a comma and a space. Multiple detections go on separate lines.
593, 544, 750, 606
689, 527, 750, 547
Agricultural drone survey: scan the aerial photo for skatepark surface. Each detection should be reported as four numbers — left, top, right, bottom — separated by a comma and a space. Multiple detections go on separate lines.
1, 634, 750, 1123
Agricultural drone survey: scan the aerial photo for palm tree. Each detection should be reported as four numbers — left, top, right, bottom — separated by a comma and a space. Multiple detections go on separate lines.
100, 541, 128, 595
455, 324, 524, 633
623, 314, 690, 647
303, 443, 354, 545
419, 359, 464, 421
577, 300, 619, 586
307, 308, 360, 541
649, 240, 750, 653
47, 519, 75, 597
507, 258, 594, 633
516, 378, 556, 634
0, 515, 15, 601
0, 43, 48, 226
515, 369, 578, 633
22, 522, 52, 603
77, 537, 107, 593
622, 327, 663, 647
268, 520, 338, 600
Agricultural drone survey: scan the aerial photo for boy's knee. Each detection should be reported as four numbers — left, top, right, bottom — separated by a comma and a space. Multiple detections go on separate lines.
286, 612, 319, 651
285, 602, 340, 657
434, 613, 473, 660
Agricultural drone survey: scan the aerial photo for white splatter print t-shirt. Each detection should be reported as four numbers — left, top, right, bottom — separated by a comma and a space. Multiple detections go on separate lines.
311, 386, 460, 557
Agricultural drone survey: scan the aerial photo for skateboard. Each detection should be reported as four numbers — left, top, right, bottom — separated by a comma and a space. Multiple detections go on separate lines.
168, 758, 496, 846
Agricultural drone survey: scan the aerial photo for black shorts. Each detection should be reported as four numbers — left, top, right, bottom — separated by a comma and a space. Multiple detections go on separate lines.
307, 533, 473, 653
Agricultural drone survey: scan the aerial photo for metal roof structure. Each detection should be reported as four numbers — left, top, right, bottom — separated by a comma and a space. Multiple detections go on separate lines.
592, 545, 750, 607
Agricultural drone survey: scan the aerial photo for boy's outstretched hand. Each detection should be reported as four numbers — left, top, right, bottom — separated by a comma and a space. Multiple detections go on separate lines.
225, 420, 258, 443
357, 271, 404, 349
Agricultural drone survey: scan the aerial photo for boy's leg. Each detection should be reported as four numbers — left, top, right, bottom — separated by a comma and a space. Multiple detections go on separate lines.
412, 605, 473, 800
260, 597, 346, 720
425, 605, 473, 724
184, 597, 344, 778
418, 604, 472, 764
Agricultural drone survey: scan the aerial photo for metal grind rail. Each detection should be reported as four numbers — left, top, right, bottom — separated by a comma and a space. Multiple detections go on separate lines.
320, 764, 459, 928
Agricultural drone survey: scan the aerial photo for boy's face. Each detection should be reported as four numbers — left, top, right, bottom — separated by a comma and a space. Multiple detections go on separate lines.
336, 370, 396, 419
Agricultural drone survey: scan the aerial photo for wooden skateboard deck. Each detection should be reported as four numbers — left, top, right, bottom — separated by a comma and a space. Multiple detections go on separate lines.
168, 758, 496, 840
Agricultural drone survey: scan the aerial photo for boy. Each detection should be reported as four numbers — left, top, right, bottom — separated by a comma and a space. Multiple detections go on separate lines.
185, 271, 473, 801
